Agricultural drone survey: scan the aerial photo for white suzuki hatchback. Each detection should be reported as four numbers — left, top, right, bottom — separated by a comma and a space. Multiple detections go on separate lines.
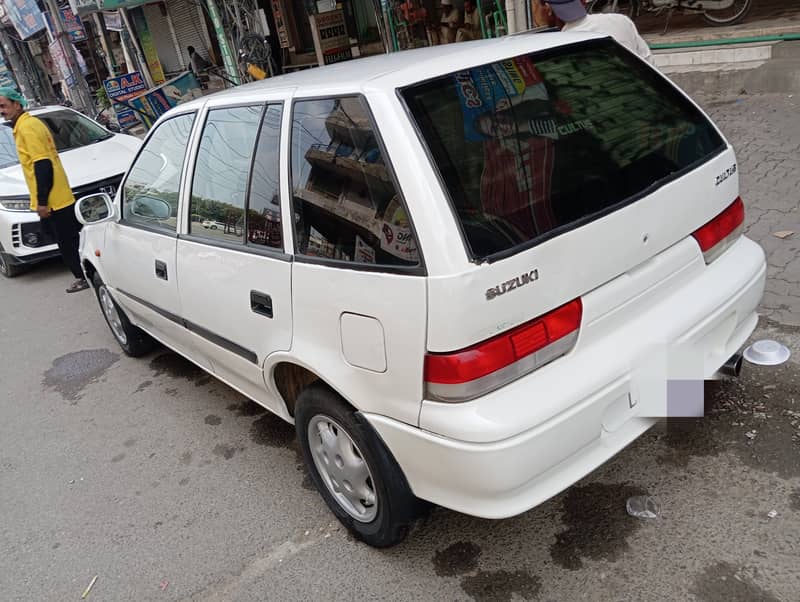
0, 106, 141, 277
76, 34, 766, 547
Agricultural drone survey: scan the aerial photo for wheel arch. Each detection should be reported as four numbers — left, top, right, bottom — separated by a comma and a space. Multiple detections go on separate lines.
267, 357, 360, 419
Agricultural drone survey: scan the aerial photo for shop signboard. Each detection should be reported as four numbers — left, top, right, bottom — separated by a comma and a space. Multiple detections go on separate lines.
69, 0, 101, 17
270, 0, 291, 48
5, 0, 46, 39
49, 38, 74, 87
310, 10, 353, 67
130, 7, 165, 84
104, 71, 148, 129
99, 0, 148, 9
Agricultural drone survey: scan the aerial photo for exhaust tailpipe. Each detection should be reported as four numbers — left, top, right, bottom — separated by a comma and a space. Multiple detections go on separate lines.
720, 353, 743, 378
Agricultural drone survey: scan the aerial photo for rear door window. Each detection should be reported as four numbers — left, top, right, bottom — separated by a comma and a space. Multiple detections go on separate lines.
290, 96, 419, 268
401, 39, 725, 261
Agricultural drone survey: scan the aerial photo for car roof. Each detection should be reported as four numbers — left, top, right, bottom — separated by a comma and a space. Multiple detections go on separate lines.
178, 31, 607, 110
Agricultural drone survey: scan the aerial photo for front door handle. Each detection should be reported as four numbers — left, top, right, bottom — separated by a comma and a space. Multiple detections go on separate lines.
155, 260, 168, 280
250, 290, 273, 318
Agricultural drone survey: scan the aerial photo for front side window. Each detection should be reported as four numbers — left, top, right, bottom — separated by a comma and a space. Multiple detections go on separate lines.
122, 113, 195, 232
189, 105, 263, 244
401, 39, 725, 260
290, 97, 419, 267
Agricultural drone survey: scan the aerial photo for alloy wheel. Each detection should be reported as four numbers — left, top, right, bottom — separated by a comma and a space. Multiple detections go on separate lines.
99, 285, 128, 345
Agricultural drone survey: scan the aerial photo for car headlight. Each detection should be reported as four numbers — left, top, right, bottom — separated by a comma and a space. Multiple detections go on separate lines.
0, 198, 31, 211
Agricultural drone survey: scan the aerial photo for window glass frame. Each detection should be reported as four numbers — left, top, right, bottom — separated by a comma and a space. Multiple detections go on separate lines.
179, 101, 292, 261
398, 38, 728, 264
288, 94, 426, 276
187, 103, 266, 247
119, 111, 197, 237
243, 103, 286, 254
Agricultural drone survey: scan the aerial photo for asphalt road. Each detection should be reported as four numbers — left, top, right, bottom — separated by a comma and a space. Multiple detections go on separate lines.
1, 93, 799, 601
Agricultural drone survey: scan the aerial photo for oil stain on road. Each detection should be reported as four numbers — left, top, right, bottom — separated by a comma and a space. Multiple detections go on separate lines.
149, 352, 212, 386
460, 570, 541, 601
43, 348, 119, 402
250, 413, 294, 448
549, 482, 647, 570
432, 541, 482, 576
690, 561, 780, 602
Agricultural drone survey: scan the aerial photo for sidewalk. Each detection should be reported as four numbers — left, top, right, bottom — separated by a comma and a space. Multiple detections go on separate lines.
640, 0, 800, 44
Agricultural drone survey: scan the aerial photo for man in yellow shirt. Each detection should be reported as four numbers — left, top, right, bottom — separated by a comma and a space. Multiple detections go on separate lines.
0, 87, 88, 292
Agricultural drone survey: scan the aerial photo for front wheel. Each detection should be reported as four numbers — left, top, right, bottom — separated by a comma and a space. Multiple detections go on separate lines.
93, 273, 156, 357
295, 383, 425, 547
0, 252, 24, 278
702, 0, 752, 25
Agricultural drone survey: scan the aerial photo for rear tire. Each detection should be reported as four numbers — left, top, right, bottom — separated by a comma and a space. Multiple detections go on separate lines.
296, 383, 425, 547
92, 273, 156, 357
702, 0, 751, 25
0, 252, 24, 278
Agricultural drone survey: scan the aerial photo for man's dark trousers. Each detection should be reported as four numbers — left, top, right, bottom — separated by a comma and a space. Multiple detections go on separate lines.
42, 203, 83, 279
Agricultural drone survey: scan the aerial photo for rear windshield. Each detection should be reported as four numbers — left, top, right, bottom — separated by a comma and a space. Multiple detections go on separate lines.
401, 39, 725, 261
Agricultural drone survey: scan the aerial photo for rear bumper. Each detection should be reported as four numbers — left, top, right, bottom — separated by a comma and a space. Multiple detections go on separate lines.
366, 236, 766, 519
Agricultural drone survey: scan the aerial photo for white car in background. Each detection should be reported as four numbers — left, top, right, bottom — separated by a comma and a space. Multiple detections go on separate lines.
0, 106, 141, 277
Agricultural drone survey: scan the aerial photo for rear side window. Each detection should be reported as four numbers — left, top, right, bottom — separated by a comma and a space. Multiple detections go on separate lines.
401, 39, 725, 261
290, 96, 419, 267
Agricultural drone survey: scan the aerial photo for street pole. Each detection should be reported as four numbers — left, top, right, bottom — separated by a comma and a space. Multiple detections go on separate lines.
92, 13, 117, 77
43, 0, 94, 114
0, 27, 37, 100
204, 0, 240, 85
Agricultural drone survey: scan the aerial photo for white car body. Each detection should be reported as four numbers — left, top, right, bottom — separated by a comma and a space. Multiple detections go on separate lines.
77, 33, 766, 540
0, 106, 141, 274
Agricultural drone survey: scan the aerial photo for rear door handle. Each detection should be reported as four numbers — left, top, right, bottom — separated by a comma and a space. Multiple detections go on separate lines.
250, 290, 273, 318
155, 260, 168, 280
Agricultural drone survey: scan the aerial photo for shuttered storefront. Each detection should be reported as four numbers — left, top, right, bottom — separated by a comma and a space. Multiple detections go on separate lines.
143, 3, 182, 74
164, 0, 215, 69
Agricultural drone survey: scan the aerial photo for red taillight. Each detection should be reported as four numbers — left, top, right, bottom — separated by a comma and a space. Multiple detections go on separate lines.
691, 197, 744, 263
425, 298, 582, 401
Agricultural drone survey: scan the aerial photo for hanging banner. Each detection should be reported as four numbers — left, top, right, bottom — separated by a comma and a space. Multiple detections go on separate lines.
102, 10, 122, 31
0, 54, 17, 89
44, 7, 87, 43
49, 38, 75, 87
130, 7, 165, 84
5, 0, 47, 39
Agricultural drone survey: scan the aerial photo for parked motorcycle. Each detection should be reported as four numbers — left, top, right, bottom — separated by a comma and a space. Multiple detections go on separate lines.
587, 0, 753, 27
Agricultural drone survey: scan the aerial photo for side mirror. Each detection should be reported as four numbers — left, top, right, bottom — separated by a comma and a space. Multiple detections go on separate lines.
107, 123, 121, 133
130, 195, 172, 220
75, 192, 115, 225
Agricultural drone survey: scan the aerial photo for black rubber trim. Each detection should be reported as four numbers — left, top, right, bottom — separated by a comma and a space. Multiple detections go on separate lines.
178, 234, 292, 262
1, 248, 60, 266
117, 288, 258, 364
